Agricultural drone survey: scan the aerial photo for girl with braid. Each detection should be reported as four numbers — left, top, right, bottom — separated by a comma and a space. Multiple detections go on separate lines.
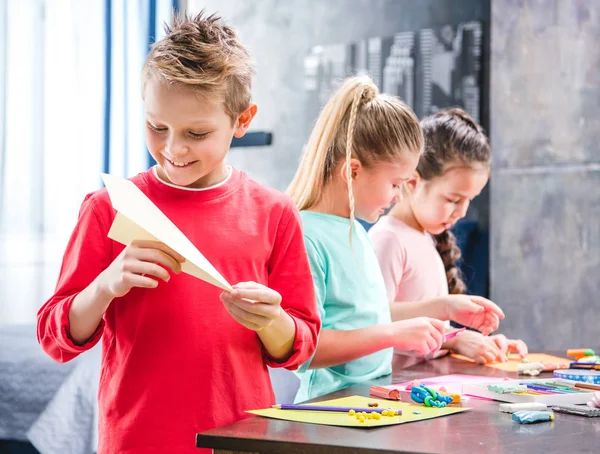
370, 108, 527, 365
288, 79, 504, 401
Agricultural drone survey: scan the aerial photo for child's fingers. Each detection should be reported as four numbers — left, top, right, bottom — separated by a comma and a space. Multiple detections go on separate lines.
478, 313, 499, 335
474, 355, 488, 364
228, 297, 281, 320
428, 318, 446, 334
483, 350, 499, 363
481, 338, 502, 363
221, 292, 277, 317
473, 351, 494, 364
428, 325, 444, 350
131, 247, 183, 274
124, 271, 159, 289
224, 307, 262, 331
414, 337, 437, 356
222, 297, 272, 329
469, 296, 505, 319
507, 339, 528, 358
229, 287, 281, 305
232, 281, 268, 290
130, 240, 186, 264
126, 261, 171, 282
491, 335, 509, 359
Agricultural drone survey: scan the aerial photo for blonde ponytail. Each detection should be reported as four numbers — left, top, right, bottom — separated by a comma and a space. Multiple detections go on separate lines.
287, 74, 423, 244
344, 86, 368, 243
287, 76, 377, 212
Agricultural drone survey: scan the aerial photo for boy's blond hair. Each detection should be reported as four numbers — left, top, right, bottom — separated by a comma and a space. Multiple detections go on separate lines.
142, 10, 253, 121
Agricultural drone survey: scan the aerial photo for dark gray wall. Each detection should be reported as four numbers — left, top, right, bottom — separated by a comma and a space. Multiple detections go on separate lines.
185, 1, 600, 348
188, 0, 490, 191
490, 0, 600, 349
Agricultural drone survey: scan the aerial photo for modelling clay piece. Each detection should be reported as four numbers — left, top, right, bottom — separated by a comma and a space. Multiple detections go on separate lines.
517, 362, 545, 376
488, 383, 528, 394
512, 410, 554, 424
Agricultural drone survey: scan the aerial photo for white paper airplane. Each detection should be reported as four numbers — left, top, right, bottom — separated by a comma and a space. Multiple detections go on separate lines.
101, 173, 232, 291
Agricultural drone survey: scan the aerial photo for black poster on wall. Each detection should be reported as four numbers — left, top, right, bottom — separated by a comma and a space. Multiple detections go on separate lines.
304, 21, 482, 127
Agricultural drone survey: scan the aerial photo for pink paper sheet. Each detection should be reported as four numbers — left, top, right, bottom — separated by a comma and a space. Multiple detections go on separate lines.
383, 374, 511, 398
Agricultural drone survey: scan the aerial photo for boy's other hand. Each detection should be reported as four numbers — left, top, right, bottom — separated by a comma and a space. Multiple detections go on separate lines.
220, 282, 282, 331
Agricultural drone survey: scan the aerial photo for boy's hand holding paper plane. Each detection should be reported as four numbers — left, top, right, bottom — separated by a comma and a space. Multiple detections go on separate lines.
101, 173, 233, 292
100, 174, 285, 333
98, 239, 185, 298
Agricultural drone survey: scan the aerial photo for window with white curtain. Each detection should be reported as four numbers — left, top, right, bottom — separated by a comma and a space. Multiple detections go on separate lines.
0, 0, 177, 324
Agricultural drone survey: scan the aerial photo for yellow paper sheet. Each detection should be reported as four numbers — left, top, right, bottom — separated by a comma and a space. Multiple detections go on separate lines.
247, 395, 468, 427
451, 353, 571, 371
101, 173, 232, 291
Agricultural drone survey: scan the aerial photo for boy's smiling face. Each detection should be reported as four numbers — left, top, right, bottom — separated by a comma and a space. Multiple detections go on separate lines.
144, 79, 256, 188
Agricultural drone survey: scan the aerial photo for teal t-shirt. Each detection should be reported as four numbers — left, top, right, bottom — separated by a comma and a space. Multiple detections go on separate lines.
294, 211, 393, 402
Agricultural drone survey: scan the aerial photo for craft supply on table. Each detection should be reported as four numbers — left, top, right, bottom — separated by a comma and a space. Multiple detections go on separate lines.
553, 369, 600, 384
369, 385, 401, 401
410, 384, 455, 408
499, 402, 548, 413
554, 379, 600, 391
452, 353, 571, 372
248, 395, 469, 428
571, 355, 600, 364
551, 404, 600, 417
443, 327, 466, 342
372, 374, 509, 402
463, 378, 595, 405
487, 383, 527, 394
512, 410, 554, 424
517, 362, 545, 376
438, 391, 461, 403
568, 362, 600, 370
567, 349, 595, 361
272, 404, 400, 414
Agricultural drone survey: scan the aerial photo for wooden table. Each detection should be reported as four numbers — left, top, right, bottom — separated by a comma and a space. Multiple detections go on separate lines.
196, 353, 600, 453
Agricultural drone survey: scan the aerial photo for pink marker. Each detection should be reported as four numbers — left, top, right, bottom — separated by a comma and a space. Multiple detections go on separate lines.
444, 327, 466, 342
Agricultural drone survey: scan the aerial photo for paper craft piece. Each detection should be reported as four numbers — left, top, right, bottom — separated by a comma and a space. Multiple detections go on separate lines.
444, 327, 466, 342
375, 374, 510, 397
101, 173, 232, 291
247, 395, 468, 428
451, 353, 572, 372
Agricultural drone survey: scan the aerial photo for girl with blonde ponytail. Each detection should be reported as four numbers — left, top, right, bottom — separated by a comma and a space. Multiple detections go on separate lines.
369, 108, 524, 366
289, 75, 449, 402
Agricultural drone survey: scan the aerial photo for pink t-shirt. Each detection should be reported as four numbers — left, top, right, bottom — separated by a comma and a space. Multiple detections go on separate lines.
369, 216, 451, 368
369, 215, 448, 304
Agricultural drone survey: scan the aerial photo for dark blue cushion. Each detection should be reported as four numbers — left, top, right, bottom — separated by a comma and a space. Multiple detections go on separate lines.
451, 219, 489, 298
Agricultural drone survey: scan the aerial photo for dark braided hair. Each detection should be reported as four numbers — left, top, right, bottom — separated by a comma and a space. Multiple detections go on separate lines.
418, 108, 491, 294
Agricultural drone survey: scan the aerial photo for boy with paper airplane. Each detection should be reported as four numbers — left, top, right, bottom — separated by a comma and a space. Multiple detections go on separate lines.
37, 11, 320, 454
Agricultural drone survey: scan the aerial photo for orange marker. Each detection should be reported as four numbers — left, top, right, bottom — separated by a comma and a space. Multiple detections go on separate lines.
567, 349, 595, 361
